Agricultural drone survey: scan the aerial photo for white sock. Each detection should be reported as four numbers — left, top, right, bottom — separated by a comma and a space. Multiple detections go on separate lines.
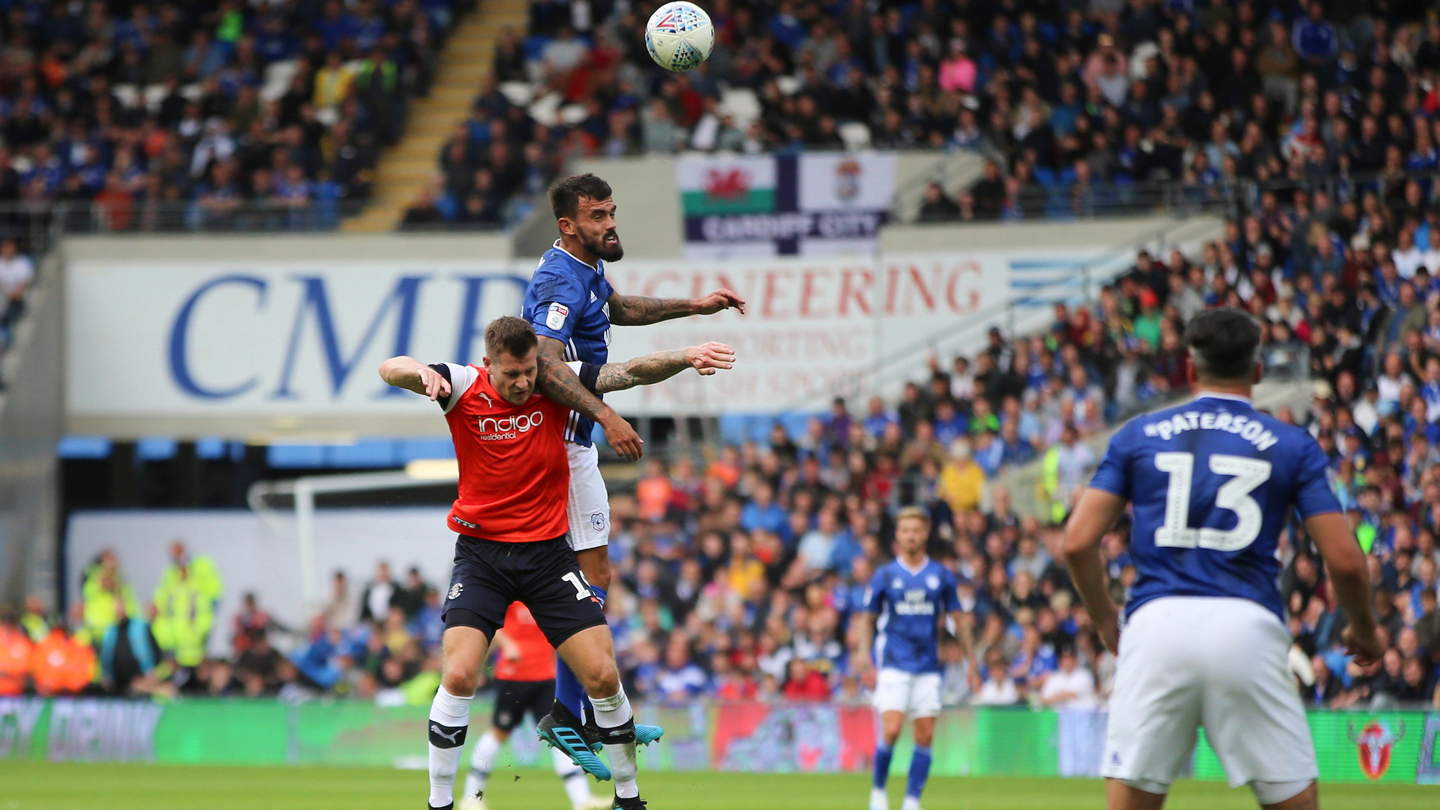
555, 748, 592, 807
427, 687, 473, 808
901, 797, 922, 810
590, 688, 639, 800
463, 729, 503, 799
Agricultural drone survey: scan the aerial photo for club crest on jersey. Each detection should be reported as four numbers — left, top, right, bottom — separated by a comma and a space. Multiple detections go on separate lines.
926, 575, 940, 590
546, 302, 569, 330
448, 582, 463, 601
590, 511, 607, 532
1349, 720, 1405, 780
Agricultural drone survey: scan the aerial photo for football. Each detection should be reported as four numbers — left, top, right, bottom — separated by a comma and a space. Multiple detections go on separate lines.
644, 1, 714, 72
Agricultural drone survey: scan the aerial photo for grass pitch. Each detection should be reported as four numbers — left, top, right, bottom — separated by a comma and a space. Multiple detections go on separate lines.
0, 763, 1434, 810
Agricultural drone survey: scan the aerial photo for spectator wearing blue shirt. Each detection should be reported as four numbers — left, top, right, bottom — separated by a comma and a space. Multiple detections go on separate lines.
1292, 1, 1339, 64
740, 482, 790, 539
656, 637, 710, 700
931, 399, 968, 447
863, 395, 900, 439
824, 397, 853, 450
973, 429, 1005, 478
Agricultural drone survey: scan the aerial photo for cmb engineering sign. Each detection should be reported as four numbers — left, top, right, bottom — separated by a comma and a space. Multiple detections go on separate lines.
65, 248, 1066, 436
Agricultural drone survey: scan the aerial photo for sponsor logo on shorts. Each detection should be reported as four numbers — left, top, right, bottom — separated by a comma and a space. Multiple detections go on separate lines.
448, 582, 464, 600
497, 711, 512, 727
590, 511, 607, 532
1349, 720, 1405, 780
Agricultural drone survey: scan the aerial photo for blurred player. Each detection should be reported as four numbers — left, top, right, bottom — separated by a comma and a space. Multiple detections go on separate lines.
853, 507, 970, 810
380, 316, 733, 810
459, 601, 610, 810
1064, 307, 1384, 810
522, 173, 745, 772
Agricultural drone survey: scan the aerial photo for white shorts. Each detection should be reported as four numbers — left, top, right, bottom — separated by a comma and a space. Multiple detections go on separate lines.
873, 668, 942, 718
1102, 596, 1317, 791
566, 442, 610, 552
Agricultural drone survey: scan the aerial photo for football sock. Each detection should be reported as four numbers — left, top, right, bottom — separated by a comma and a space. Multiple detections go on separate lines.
591, 687, 639, 800
905, 746, 932, 800
553, 585, 607, 724
554, 748, 593, 806
873, 744, 894, 790
427, 686, 473, 808
463, 728, 502, 799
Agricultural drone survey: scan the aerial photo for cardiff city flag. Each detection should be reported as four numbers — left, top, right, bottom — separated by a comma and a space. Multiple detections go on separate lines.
677, 153, 897, 259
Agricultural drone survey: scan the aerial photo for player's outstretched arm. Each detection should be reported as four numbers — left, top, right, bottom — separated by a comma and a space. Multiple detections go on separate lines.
378, 356, 451, 401
592, 342, 736, 393
1063, 488, 1128, 654
606, 288, 746, 325
1305, 512, 1384, 666
534, 336, 645, 461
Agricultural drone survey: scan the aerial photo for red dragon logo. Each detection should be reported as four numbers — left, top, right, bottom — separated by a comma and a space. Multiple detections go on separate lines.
704, 168, 750, 200
1348, 720, 1405, 780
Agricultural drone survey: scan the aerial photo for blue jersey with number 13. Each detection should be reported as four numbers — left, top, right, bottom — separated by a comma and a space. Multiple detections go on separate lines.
1088, 393, 1341, 622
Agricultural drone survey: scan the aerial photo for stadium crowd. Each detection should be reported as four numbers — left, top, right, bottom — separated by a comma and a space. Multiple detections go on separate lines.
7, 169, 1440, 709
0, 0, 469, 235
416, 0, 1440, 225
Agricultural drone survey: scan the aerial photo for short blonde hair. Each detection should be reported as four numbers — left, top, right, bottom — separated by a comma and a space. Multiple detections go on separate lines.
896, 506, 930, 526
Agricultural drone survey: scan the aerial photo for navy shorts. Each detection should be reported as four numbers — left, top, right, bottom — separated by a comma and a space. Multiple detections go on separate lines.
492, 678, 556, 731
441, 533, 606, 649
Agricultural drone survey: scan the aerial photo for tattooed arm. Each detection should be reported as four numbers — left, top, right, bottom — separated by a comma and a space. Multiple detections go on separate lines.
535, 336, 644, 460
592, 343, 736, 393
607, 288, 747, 325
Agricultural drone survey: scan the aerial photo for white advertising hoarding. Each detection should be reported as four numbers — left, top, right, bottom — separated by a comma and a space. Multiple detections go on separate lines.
65, 247, 1102, 435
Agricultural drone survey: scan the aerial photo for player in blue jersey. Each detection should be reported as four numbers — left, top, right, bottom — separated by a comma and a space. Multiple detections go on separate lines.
1064, 308, 1383, 810
853, 507, 970, 810
524, 174, 745, 780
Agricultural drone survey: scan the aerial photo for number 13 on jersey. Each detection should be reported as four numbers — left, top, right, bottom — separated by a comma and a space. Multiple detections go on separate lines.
1153, 452, 1271, 552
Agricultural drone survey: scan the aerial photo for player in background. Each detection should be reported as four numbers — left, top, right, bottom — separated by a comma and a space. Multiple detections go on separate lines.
1063, 307, 1384, 810
523, 173, 745, 772
852, 507, 971, 810
380, 317, 734, 810
459, 601, 610, 810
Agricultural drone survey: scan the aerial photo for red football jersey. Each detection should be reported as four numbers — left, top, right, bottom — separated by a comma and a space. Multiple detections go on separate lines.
439, 363, 570, 542
494, 601, 557, 681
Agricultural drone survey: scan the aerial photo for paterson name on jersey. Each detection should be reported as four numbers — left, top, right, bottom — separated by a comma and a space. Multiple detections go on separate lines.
1088, 393, 1342, 621
521, 241, 615, 448
866, 558, 961, 674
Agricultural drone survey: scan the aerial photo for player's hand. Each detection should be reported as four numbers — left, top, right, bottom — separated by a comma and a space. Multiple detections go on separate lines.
694, 289, 746, 315
416, 365, 451, 401
1342, 624, 1384, 669
851, 653, 875, 688
601, 411, 644, 462
685, 342, 736, 375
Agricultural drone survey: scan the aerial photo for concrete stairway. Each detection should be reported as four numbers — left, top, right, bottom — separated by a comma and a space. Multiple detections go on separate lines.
342, 0, 529, 232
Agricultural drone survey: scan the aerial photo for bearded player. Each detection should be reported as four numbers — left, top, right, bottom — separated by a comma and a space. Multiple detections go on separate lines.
523, 173, 745, 775
459, 601, 610, 810
380, 316, 733, 810
1064, 308, 1383, 810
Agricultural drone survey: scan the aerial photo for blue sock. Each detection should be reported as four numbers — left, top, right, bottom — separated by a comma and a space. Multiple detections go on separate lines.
553, 585, 608, 724
873, 744, 893, 791
905, 746, 932, 800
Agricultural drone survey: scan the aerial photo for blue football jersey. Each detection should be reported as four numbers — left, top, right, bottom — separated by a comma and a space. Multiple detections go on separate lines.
521, 241, 616, 446
1088, 393, 1341, 621
866, 558, 961, 674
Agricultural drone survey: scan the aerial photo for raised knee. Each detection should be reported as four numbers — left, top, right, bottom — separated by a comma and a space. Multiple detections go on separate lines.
582, 662, 620, 697
442, 663, 480, 697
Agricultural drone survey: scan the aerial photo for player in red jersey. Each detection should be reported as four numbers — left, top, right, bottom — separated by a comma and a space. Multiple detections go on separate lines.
380, 316, 732, 810
459, 601, 609, 810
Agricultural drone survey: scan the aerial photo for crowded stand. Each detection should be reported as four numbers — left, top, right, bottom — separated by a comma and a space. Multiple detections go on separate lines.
0, 0, 467, 235
415, 1, 1440, 225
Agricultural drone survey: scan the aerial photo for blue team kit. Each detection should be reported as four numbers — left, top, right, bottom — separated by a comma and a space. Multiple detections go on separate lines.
521, 241, 615, 447
1088, 393, 1343, 621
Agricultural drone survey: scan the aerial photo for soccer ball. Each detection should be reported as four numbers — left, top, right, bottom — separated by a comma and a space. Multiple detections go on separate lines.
645, 1, 714, 72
